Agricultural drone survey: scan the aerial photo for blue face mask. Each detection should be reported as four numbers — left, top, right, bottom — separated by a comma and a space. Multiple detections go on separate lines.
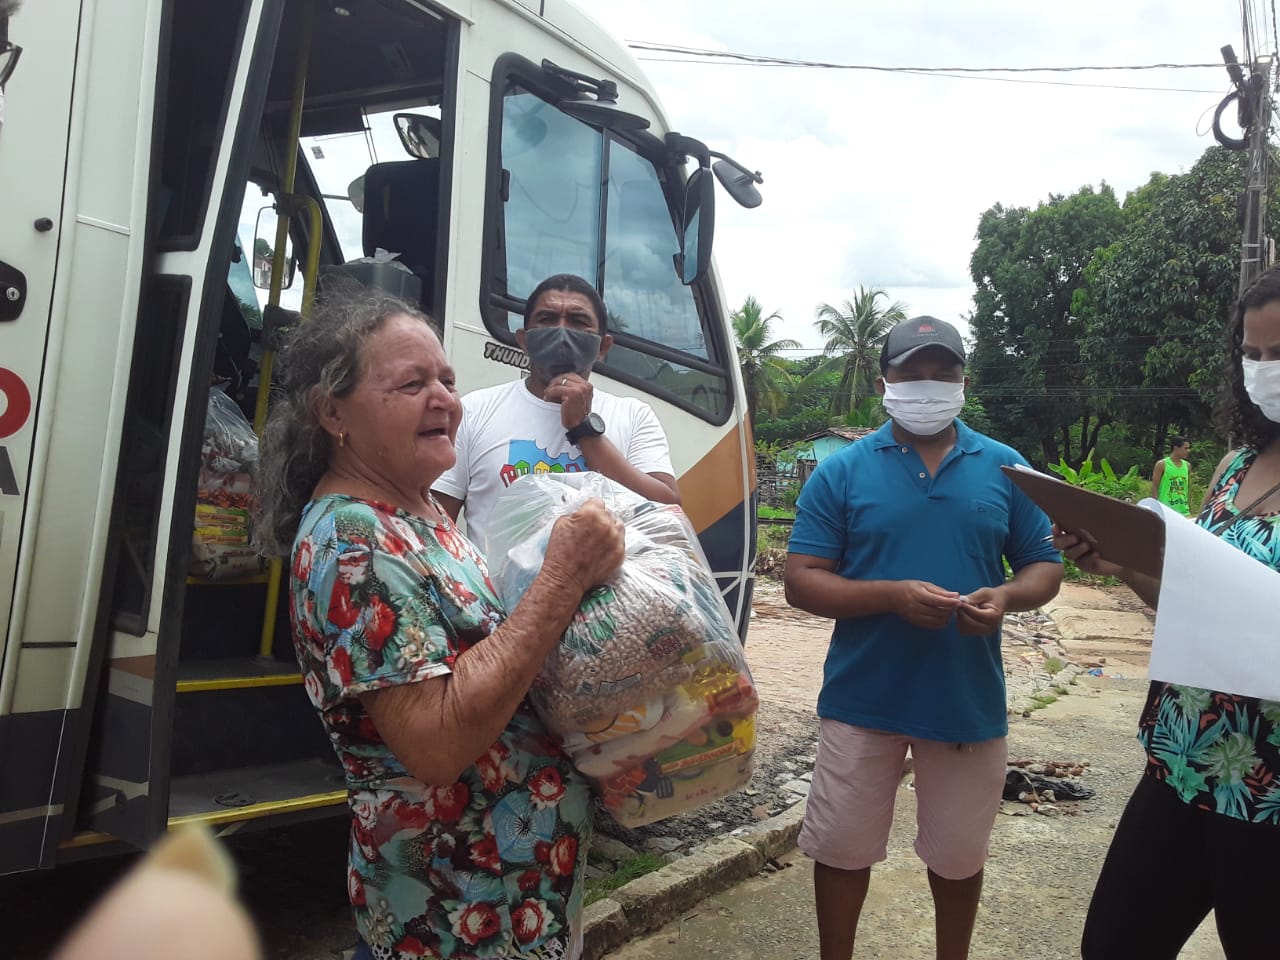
524, 326, 602, 379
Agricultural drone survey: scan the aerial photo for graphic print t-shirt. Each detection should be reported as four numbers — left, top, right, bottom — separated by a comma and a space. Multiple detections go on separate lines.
433, 379, 674, 555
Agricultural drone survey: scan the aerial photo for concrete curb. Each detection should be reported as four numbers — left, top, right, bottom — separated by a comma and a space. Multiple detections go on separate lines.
582, 802, 807, 959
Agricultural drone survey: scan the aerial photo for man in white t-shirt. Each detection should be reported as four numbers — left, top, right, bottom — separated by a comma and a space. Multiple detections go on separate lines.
433, 273, 680, 554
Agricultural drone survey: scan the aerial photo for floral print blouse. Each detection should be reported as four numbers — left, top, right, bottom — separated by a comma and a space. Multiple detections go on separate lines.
1138, 448, 1280, 824
290, 495, 591, 959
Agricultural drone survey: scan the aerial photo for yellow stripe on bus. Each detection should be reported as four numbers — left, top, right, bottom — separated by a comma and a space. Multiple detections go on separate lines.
175, 674, 302, 693
169, 790, 348, 828
58, 790, 349, 849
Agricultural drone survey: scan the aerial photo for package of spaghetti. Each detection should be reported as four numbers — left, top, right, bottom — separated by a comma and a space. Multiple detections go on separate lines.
487, 472, 757, 826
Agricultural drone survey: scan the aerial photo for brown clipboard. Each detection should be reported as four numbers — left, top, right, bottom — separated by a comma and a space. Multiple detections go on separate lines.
1000, 465, 1165, 578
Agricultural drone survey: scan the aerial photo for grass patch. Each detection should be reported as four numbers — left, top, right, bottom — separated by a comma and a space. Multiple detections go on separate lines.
757, 505, 795, 520
1043, 656, 1065, 676
1053, 685, 1069, 696
584, 852, 668, 906
1028, 692, 1059, 711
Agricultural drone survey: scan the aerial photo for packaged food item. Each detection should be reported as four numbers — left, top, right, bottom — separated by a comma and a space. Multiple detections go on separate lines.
189, 388, 264, 581
488, 473, 757, 826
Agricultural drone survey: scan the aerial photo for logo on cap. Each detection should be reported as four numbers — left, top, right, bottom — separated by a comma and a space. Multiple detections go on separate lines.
917, 323, 935, 333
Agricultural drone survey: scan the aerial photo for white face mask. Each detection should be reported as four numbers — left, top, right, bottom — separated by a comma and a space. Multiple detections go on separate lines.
1242, 358, 1280, 423
881, 379, 965, 436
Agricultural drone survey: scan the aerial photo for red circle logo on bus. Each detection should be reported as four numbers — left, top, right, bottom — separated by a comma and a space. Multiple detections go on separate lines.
0, 368, 33, 439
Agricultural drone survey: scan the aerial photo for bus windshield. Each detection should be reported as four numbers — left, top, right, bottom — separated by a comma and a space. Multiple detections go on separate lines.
494, 86, 730, 421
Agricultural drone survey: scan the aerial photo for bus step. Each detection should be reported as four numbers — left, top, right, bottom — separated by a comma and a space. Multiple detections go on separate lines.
171, 679, 330, 777
175, 656, 302, 692
168, 757, 348, 826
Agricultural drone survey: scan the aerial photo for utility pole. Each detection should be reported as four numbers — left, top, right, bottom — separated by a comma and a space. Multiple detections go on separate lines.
1221, 46, 1274, 294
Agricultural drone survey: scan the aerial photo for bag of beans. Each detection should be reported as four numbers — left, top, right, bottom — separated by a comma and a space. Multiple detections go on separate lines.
487, 473, 758, 826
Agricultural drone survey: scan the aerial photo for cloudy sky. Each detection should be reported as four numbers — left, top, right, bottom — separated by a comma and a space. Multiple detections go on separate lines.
588, 0, 1253, 356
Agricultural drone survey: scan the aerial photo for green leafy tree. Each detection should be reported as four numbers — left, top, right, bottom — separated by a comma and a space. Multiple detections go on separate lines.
960, 392, 993, 435
968, 184, 1124, 466
731, 296, 800, 431
1075, 147, 1280, 458
835, 396, 888, 430
754, 362, 842, 445
814, 286, 907, 416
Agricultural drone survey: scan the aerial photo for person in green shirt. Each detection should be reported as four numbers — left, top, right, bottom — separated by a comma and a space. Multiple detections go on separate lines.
1150, 435, 1192, 515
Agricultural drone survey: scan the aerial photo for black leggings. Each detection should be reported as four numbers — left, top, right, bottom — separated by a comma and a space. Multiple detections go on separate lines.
1082, 773, 1280, 959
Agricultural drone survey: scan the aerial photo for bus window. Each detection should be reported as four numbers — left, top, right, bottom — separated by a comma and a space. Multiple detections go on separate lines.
296, 105, 447, 311
501, 89, 602, 300
488, 81, 730, 423
603, 140, 705, 358
156, 0, 253, 249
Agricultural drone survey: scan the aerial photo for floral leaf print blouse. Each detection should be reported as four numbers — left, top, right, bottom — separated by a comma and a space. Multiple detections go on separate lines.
290, 495, 592, 959
1138, 447, 1280, 825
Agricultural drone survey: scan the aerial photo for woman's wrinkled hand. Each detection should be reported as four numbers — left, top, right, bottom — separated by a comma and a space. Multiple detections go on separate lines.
1051, 524, 1124, 578
542, 498, 626, 594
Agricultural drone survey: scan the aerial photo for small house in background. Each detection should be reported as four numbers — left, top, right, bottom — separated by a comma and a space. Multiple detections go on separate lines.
756, 428, 875, 506
787, 427, 875, 484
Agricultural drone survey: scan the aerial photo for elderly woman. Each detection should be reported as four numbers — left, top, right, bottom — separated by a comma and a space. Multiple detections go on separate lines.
257, 293, 624, 960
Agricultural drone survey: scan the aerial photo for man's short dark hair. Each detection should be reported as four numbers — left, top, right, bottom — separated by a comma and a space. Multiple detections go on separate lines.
523, 274, 608, 336
1171, 435, 1189, 449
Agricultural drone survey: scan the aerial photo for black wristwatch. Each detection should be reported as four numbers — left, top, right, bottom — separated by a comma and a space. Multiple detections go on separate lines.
566, 412, 606, 445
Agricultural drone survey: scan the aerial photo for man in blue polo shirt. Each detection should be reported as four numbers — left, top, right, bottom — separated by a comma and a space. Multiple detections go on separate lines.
784, 316, 1062, 960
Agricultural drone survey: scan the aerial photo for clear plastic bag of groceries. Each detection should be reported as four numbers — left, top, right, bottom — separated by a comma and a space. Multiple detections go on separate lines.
487, 472, 758, 827
190, 387, 264, 581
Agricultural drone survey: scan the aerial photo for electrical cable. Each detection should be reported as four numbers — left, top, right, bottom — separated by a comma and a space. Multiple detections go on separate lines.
1242, 0, 1257, 69
625, 42, 1223, 73
1198, 90, 1236, 135
634, 57, 1223, 94
1273, 0, 1280, 58
1215, 88, 1252, 148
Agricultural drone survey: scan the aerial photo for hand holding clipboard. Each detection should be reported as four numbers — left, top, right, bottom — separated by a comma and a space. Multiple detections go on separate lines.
1000, 465, 1165, 578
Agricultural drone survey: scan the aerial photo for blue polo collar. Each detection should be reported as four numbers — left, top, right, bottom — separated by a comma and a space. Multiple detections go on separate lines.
869, 418, 984, 454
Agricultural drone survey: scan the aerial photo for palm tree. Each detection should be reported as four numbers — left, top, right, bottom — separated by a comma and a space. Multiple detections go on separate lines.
814, 286, 907, 416
731, 296, 800, 430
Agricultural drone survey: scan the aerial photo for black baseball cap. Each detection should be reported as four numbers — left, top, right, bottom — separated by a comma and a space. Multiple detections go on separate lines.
879, 316, 966, 371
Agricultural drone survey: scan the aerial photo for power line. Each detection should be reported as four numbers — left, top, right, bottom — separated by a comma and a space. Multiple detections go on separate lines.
1242, 0, 1257, 68
634, 57, 1225, 94
625, 42, 1224, 74
1273, 0, 1280, 58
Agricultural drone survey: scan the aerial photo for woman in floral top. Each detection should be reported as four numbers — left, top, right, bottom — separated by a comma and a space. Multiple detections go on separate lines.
1056, 269, 1280, 959
257, 293, 624, 960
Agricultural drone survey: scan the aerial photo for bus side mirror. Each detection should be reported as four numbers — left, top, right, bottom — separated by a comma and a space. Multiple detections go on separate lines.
252, 206, 296, 291
677, 167, 715, 285
713, 159, 762, 209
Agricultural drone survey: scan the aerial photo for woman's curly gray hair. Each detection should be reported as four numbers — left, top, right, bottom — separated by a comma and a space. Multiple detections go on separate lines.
255, 289, 437, 555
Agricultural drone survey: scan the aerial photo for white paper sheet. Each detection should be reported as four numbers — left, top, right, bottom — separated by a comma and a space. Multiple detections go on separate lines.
1145, 498, 1280, 701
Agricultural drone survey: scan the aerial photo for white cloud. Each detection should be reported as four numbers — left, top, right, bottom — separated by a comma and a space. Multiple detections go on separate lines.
589, 0, 1247, 355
